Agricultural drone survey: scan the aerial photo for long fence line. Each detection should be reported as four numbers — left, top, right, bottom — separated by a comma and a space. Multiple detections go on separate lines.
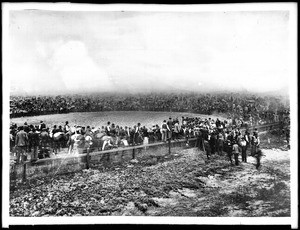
10, 122, 282, 183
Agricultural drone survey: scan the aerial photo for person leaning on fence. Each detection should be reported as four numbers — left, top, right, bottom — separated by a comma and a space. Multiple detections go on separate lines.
15, 126, 28, 164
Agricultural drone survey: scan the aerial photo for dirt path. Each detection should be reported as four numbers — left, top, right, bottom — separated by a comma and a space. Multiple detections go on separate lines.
134, 147, 291, 217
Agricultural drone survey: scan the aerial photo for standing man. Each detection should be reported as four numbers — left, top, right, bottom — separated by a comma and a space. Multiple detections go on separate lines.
173, 120, 180, 141
28, 127, 40, 162
225, 139, 233, 165
285, 127, 290, 149
64, 121, 70, 133
38, 120, 46, 131
124, 126, 130, 142
209, 131, 217, 154
232, 141, 240, 166
203, 139, 211, 160
161, 120, 168, 142
240, 137, 247, 163
15, 126, 28, 164
254, 146, 263, 169
105, 121, 111, 136
40, 128, 50, 158
244, 130, 250, 154
217, 132, 224, 155
167, 117, 173, 140
134, 123, 142, 145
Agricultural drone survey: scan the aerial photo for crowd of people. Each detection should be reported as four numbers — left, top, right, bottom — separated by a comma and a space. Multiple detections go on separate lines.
10, 114, 282, 169
10, 92, 290, 126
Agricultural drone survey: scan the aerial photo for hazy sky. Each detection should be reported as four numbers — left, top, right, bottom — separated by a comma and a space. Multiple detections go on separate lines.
8, 8, 290, 95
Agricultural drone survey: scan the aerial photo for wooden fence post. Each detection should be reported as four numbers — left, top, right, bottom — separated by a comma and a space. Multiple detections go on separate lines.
22, 163, 27, 182
132, 147, 135, 159
86, 148, 90, 169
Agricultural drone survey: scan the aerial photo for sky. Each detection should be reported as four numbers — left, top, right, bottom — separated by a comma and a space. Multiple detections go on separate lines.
7, 8, 291, 95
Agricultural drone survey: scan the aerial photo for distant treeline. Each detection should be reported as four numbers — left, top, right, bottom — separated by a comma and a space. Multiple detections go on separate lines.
10, 92, 289, 122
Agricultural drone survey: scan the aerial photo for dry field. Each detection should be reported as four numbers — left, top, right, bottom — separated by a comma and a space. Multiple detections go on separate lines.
10, 111, 227, 129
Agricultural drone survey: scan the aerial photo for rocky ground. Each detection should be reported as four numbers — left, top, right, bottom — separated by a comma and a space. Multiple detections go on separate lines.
9, 131, 291, 217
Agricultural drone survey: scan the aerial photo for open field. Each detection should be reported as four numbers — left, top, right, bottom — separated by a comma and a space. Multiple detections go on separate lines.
10, 111, 227, 128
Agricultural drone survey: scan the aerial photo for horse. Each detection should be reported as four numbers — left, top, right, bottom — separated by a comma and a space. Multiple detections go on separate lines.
88, 130, 128, 151
51, 132, 69, 154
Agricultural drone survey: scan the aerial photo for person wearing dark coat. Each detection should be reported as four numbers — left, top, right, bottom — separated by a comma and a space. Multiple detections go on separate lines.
209, 132, 217, 154
203, 139, 211, 160
240, 138, 247, 162
28, 127, 40, 161
255, 146, 263, 169
167, 117, 173, 140
225, 139, 233, 164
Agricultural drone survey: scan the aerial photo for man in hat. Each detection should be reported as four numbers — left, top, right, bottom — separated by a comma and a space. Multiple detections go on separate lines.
38, 121, 46, 131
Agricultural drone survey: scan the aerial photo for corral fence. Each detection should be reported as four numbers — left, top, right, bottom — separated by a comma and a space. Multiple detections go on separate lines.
10, 122, 282, 185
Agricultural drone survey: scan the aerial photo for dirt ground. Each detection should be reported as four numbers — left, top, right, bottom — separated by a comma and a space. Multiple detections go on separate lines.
9, 131, 291, 217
